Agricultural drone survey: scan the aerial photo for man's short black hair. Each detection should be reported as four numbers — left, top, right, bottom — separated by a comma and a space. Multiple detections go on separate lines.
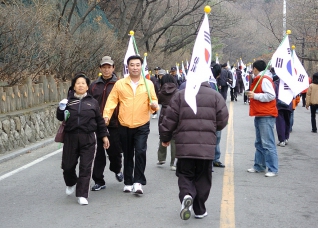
252, 60, 267, 72
211, 63, 221, 78
127, 55, 143, 65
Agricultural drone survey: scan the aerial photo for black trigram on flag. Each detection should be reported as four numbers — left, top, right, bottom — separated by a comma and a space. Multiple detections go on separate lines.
190, 57, 199, 73
275, 58, 283, 68
204, 31, 210, 44
283, 83, 290, 90
298, 74, 305, 82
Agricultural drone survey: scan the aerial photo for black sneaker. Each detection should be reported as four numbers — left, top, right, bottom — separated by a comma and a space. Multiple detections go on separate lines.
213, 161, 225, 168
91, 184, 106, 191
115, 172, 124, 182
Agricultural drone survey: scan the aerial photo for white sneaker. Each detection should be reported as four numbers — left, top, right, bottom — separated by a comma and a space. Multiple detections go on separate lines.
247, 168, 265, 173
132, 183, 143, 194
171, 166, 176, 171
194, 211, 208, 219
285, 139, 288, 145
77, 197, 88, 205
152, 114, 157, 119
265, 172, 277, 177
277, 141, 285, 147
123, 185, 133, 193
180, 195, 193, 220
66, 185, 76, 195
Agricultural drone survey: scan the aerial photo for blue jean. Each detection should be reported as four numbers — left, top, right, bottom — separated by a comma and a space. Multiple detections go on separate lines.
214, 131, 221, 162
253, 117, 279, 173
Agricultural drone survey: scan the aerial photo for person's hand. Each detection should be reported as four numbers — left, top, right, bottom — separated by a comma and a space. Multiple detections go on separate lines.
246, 91, 255, 99
59, 99, 68, 110
103, 137, 110, 149
306, 106, 309, 110
162, 141, 170, 147
218, 86, 221, 89
150, 102, 158, 110
104, 117, 109, 126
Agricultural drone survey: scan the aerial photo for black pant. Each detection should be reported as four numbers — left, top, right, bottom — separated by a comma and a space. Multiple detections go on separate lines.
276, 109, 291, 142
310, 105, 318, 132
119, 122, 150, 185
177, 158, 212, 216
62, 132, 97, 198
301, 93, 306, 106
230, 87, 238, 101
92, 127, 122, 185
219, 86, 228, 101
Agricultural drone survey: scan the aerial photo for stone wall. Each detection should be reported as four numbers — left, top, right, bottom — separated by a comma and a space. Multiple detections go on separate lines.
0, 104, 60, 154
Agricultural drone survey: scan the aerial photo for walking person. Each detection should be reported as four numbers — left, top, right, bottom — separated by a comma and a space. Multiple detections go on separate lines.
159, 78, 229, 220
150, 67, 161, 119
103, 55, 159, 194
246, 60, 279, 177
306, 72, 318, 133
217, 63, 232, 100
56, 73, 110, 205
156, 73, 178, 170
274, 77, 292, 147
301, 77, 312, 107
88, 56, 123, 192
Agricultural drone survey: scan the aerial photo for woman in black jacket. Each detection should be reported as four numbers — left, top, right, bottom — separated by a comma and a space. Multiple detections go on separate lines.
56, 73, 110, 205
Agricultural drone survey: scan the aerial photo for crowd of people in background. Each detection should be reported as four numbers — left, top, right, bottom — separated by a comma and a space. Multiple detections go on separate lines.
55, 54, 317, 221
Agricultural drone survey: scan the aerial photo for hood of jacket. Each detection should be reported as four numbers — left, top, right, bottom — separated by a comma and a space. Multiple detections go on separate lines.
160, 82, 178, 95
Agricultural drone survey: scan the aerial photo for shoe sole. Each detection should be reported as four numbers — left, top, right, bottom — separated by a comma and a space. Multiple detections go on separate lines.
180, 197, 193, 220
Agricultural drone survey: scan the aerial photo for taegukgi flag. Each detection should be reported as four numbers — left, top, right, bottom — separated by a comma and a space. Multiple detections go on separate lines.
278, 79, 294, 105
142, 54, 150, 79
185, 13, 213, 114
290, 49, 309, 95
271, 35, 298, 92
123, 36, 136, 77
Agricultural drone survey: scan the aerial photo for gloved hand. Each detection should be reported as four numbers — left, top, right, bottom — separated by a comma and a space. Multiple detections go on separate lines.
59, 99, 68, 110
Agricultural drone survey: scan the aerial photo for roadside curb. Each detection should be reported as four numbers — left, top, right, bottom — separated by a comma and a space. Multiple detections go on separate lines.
0, 138, 55, 164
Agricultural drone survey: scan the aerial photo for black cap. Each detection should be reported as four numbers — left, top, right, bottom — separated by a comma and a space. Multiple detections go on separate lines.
154, 67, 161, 70
170, 66, 177, 71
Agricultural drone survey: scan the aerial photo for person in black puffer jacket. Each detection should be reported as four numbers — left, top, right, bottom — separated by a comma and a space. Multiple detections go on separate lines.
156, 74, 178, 170
159, 79, 229, 220
56, 73, 109, 206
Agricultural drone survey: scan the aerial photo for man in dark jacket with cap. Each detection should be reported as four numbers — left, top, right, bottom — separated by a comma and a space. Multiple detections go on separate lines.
88, 56, 123, 191
217, 63, 232, 100
159, 80, 229, 220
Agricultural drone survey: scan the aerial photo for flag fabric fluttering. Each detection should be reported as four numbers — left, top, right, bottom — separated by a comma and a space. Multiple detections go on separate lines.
142, 54, 150, 79
278, 79, 294, 104
185, 12, 213, 114
123, 36, 136, 78
216, 55, 219, 64
176, 63, 182, 80
182, 61, 187, 80
242, 69, 249, 91
290, 49, 309, 95
271, 35, 297, 92
240, 58, 246, 70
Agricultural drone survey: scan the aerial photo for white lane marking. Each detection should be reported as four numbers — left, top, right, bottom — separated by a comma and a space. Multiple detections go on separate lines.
0, 149, 62, 181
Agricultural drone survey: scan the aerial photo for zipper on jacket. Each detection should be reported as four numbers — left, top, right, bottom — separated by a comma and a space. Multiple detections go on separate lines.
77, 99, 82, 126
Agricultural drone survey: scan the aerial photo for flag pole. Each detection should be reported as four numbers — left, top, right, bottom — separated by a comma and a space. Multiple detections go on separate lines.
129, 31, 152, 103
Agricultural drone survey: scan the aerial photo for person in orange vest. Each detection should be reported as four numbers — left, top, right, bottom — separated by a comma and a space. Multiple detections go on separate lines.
290, 95, 300, 132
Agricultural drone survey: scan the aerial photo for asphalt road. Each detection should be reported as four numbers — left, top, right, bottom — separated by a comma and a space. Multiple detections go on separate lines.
0, 95, 317, 228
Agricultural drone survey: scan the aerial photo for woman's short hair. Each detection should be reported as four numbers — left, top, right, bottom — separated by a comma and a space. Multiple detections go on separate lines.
70, 72, 90, 90
312, 72, 318, 84
160, 74, 175, 87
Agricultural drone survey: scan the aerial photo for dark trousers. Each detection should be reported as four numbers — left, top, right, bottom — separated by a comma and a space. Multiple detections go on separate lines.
276, 109, 291, 142
219, 86, 228, 101
310, 105, 318, 132
177, 158, 212, 216
92, 127, 122, 185
238, 80, 244, 94
119, 122, 150, 185
230, 87, 238, 101
301, 93, 306, 106
62, 132, 97, 198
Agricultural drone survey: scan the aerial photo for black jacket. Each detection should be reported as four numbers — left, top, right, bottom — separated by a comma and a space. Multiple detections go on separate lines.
56, 93, 109, 138
88, 74, 119, 128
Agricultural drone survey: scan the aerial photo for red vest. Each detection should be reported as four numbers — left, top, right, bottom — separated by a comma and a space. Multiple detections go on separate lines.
249, 75, 278, 117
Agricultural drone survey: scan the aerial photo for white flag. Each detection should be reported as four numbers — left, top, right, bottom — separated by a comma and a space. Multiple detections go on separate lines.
123, 36, 136, 78
271, 35, 298, 92
291, 49, 309, 95
242, 71, 249, 90
278, 79, 293, 104
216, 55, 219, 64
142, 55, 150, 79
176, 63, 181, 80
185, 13, 212, 114
240, 58, 246, 70
182, 61, 187, 80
